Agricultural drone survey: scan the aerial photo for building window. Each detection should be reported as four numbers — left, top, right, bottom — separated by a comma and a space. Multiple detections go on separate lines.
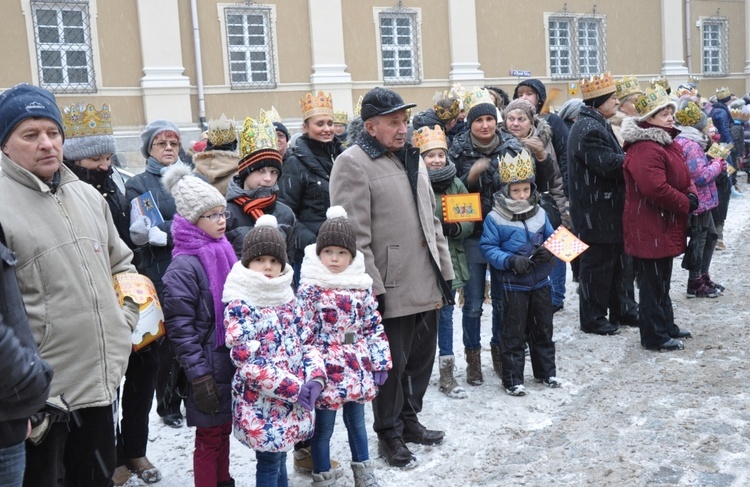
224, 5, 276, 89
378, 9, 421, 85
701, 17, 729, 76
31, 0, 96, 93
547, 13, 606, 80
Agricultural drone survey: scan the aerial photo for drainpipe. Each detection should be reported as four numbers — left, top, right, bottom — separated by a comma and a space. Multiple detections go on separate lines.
685, 0, 692, 73
190, 0, 207, 131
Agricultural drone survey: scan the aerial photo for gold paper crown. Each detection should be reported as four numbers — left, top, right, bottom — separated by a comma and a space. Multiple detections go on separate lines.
675, 101, 703, 126
412, 126, 448, 154
615, 76, 642, 101
333, 111, 349, 125
207, 113, 236, 146
707, 143, 732, 160
498, 149, 535, 185
634, 86, 671, 117
300, 91, 334, 120
265, 106, 282, 123
433, 94, 460, 121
353, 96, 363, 118
239, 110, 278, 159
716, 86, 731, 100
688, 75, 700, 87
61, 103, 113, 139
650, 76, 670, 93
462, 87, 494, 113
730, 108, 750, 122
580, 72, 616, 100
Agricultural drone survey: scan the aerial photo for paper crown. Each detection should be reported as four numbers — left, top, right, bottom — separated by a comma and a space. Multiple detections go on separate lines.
239, 110, 278, 159
300, 91, 334, 120
353, 96, 363, 118
462, 87, 495, 113
412, 125, 448, 154
716, 86, 731, 100
333, 111, 349, 124
634, 86, 672, 117
687, 75, 700, 87
498, 149, 535, 185
580, 72, 616, 100
61, 103, 113, 139
730, 108, 750, 122
433, 94, 460, 121
707, 142, 732, 160
675, 84, 698, 98
207, 114, 236, 146
675, 101, 703, 126
265, 106, 282, 123
615, 76, 642, 101
650, 75, 671, 93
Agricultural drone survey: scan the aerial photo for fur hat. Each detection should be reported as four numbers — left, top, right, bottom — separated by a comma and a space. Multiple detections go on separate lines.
0, 83, 63, 146
141, 119, 180, 159
316, 206, 357, 257
162, 162, 225, 223
241, 214, 287, 268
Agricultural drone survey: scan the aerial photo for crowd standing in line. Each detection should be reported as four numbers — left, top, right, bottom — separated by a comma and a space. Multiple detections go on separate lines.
0, 70, 744, 486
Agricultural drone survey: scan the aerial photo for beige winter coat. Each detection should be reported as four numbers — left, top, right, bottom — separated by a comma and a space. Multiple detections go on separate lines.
0, 155, 139, 411
192, 149, 239, 196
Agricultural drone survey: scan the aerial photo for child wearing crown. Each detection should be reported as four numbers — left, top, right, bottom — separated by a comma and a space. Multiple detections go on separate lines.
479, 150, 561, 396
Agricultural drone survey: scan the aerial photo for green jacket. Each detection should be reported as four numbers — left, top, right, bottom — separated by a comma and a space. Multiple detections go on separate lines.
433, 177, 473, 290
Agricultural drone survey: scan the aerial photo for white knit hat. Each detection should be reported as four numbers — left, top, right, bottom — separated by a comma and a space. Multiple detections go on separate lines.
162, 162, 226, 223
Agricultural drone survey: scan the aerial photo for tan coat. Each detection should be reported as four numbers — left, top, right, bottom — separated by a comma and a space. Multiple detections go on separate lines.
192, 149, 239, 196
330, 139, 454, 320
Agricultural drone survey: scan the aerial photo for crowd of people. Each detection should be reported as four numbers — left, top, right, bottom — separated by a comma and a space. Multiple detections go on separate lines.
0, 71, 745, 487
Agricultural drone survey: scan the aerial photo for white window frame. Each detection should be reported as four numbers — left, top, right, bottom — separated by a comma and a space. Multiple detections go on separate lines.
218, 3, 278, 89
700, 17, 729, 77
373, 7, 422, 85
545, 13, 606, 80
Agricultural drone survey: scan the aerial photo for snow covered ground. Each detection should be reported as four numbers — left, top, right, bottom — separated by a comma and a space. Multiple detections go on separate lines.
138, 179, 750, 487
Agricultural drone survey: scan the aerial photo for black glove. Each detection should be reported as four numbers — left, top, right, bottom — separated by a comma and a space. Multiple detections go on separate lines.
28, 395, 70, 446
441, 222, 460, 238
510, 256, 531, 274
687, 193, 699, 213
192, 375, 219, 414
531, 247, 555, 263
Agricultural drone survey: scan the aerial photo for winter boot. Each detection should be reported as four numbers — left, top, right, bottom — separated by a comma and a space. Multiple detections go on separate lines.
125, 457, 161, 484
702, 273, 725, 293
465, 347, 483, 386
715, 223, 725, 250
311, 470, 337, 487
112, 465, 137, 487
490, 343, 503, 379
686, 277, 719, 298
351, 460, 379, 487
438, 355, 467, 398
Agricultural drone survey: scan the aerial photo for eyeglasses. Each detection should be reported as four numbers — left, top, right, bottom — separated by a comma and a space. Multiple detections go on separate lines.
199, 211, 230, 223
154, 141, 181, 149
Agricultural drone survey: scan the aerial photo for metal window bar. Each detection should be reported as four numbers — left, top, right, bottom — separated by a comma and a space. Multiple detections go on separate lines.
31, 0, 96, 94
379, 10, 421, 85
225, 5, 277, 89
549, 18, 572, 79
549, 12, 606, 80
702, 18, 728, 77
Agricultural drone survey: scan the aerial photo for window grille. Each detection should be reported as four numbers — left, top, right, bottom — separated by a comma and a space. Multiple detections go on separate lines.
379, 8, 421, 85
224, 4, 277, 89
548, 12, 606, 80
31, 0, 96, 93
702, 17, 729, 77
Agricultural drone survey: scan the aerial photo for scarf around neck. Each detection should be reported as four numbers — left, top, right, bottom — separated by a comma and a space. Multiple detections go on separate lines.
233, 184, 278, 220
146, 157, 169, 176
428, 161, 457, 193
171, 214, 237, 347
470, 132, 500, 156
491, 190, 539, 221
677, 126, 709, 149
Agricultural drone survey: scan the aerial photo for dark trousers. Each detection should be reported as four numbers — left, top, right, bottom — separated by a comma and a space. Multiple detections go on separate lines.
155, 337, 183, 418
373, 310, 438, 437
24, 405, 116, 487
116, 346, 158, 464
501, 288, 556, 388
635, 257, 680, 348
578, 242, 638, 329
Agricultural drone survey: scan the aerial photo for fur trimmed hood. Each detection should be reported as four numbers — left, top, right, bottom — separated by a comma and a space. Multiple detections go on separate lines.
222, 260, 295, 307
621, 117, 679, 147
299, 244, 372, 290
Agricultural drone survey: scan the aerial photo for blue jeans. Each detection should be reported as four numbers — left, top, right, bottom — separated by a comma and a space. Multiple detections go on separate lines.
437, 304, 455, 356
549, 257, 566, 307
0, 441, 25, 487
255, 451, 288, 487
311, 403, 369, 473
462, 262, 503, 349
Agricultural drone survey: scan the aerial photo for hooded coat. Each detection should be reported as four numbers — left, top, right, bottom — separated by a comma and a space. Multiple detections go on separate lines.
192, 149, 240, 196
621, 118, 697, 259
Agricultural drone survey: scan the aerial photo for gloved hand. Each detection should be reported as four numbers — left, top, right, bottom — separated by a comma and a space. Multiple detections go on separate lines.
28, 395, 70, 446
532, 247, 555, 263
509, 255, 531, 275
148, 225, 168, 246
129, 215, 151, 246
192, 375, 219, 414
687, 193, 699, 213
441, 222, 460, 238
373, 370, 388, 386
297, 381, 323, 411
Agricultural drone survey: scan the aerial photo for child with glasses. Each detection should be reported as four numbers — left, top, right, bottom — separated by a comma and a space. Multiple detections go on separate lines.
161, 162, 238, 487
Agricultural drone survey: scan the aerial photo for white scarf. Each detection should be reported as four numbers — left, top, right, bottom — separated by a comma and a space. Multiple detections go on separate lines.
222, 261, 295, 307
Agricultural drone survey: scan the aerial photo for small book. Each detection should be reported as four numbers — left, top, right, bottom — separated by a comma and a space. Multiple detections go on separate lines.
113, 273, 166, 351
131, 191, 164, 226
542, 226, 589, 263
442, 193, 483, 223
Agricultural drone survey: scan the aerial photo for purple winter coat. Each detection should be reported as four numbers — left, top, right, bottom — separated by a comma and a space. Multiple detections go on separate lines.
674, 132, 723, 215
162, 255, 234, 428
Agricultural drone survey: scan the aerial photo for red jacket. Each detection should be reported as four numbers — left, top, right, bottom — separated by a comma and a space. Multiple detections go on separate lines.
621, 119, 697, 259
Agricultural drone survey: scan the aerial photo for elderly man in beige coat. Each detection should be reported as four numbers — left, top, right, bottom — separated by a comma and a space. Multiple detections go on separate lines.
330, 87, 454, 469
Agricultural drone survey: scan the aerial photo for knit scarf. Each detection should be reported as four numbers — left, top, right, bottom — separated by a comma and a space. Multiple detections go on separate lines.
233, 185, 278, 220
470, 132, 500, 156
146, 157, 169, 176
428, 161, 457, 193
677, 126, 709, 149
171, 215, 237, 348
491, 189, 540, 221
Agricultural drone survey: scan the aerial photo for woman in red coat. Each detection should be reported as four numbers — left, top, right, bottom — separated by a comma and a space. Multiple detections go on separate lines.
621, 87, 698, 352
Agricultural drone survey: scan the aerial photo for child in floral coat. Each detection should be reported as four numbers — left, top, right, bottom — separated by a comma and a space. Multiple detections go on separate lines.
223, 214, 326, 487
296, 206, 392, 487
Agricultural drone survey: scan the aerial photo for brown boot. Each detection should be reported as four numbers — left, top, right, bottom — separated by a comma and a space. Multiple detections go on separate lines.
465, 347, 483, 386
438, 355, 467, 398
112, 465, 132, 487
490, 343, 503, 379
126, 457, 161, 484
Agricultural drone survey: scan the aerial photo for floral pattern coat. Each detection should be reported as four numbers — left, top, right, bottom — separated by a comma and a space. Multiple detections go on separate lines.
223, 262, 325, 452
297, 245, 392, 410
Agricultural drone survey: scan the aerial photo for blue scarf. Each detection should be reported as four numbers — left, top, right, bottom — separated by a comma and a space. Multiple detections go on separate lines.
146, 157, 169, 176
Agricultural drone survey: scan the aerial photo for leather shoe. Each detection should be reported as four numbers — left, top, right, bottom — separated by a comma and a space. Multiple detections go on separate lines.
581, 323, 621, 336
377, 436, 416, 468
670, 329, 692, 339
160, 413, 183, 428
645, 338, 684, 352
402, 422, 445, 445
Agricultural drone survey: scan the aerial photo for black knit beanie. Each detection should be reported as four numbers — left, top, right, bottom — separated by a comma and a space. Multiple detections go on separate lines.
467, 103, 497, 127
